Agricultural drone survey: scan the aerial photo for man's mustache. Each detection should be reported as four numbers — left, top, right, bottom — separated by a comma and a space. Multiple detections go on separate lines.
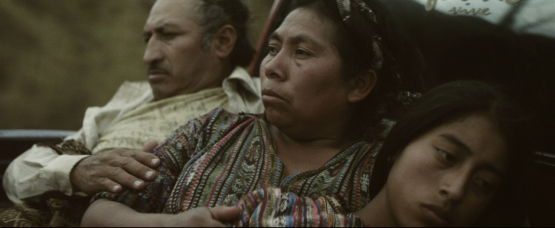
147, 65, 170, 75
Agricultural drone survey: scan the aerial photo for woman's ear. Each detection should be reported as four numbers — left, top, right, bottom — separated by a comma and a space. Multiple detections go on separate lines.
212, 25, 237, 59
347, 69, 377, 103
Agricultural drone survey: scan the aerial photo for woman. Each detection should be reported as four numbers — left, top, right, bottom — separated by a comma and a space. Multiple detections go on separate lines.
232, 81, 534, 227
81, 0, 416, 226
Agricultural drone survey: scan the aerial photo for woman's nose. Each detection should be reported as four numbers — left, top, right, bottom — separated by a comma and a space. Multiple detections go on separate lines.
261, 53, 286, 81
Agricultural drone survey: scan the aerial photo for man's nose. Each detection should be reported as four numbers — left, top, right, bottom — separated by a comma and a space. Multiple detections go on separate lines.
143, 37, 163, 66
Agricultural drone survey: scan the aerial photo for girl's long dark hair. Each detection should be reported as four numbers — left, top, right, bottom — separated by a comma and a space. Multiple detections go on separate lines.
370, 80, 535, 226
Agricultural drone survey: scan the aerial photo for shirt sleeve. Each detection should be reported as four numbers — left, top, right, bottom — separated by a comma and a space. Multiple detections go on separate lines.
2, 81, 150, 203
90, 109, 220, 213
3, 143, 89, 204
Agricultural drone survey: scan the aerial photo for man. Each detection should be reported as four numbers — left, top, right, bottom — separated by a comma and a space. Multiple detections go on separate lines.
3, 0, 262, 207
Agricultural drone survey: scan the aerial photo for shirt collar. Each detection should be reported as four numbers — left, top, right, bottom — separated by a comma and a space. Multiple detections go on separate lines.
225, 66, 261, 98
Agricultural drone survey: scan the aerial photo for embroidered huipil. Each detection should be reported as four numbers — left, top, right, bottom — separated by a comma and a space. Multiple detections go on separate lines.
93, 108, 382, 213
233, 187, 367, 227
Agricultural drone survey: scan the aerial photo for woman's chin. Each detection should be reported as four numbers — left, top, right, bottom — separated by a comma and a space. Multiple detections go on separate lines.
264, 109, 291, 128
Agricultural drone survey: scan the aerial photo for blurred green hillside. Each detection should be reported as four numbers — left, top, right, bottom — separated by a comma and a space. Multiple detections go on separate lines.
0, 0, 272, 130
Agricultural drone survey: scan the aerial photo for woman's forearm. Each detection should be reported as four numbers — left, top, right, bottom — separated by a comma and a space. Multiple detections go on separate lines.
81, 199, 237, 227
81, 199, 170, 227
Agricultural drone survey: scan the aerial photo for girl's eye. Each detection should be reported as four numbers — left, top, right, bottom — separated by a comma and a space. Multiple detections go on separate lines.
437, 149, 457, 163
474, 177, 491, 188
473, 176, 496, 194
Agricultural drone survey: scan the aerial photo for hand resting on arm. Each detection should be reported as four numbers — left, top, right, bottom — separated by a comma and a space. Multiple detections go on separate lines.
70, 140, 160, 195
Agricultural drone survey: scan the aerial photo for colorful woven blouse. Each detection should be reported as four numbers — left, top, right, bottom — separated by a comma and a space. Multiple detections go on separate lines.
93, 108, 382, 214
233, 187, 368, 227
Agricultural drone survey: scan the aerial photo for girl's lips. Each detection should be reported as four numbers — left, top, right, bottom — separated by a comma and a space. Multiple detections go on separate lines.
421, 204, 452, 226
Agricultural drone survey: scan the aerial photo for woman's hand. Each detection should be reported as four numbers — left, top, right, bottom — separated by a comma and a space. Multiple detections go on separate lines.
162, 206, 241, 227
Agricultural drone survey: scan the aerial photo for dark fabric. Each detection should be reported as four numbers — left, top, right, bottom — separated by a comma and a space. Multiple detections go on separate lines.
37, 139, 92, 156
0, 191, 90, 227
0, 140, 92, 226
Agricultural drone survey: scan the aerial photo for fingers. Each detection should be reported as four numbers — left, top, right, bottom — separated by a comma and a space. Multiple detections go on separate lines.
98, 177, 123, 193
70, 148, 160, 195
209, 206, 241, 222
114, 155, 158, 182
123, 149, 160, 169
141, 140, 158, 152
105, 165, 147, 191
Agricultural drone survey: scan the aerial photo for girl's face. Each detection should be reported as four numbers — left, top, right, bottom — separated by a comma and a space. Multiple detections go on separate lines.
384, 114, 509, 226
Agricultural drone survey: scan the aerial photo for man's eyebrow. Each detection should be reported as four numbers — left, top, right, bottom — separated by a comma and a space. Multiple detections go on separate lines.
439, 133, 472, 155
157, 23, 181, 30
143, 23, 181, 36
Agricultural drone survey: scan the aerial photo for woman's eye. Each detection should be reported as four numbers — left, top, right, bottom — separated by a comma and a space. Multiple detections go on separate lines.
268, 46, 278, 55
295, 49, 310, 56
437, 149, 456, 163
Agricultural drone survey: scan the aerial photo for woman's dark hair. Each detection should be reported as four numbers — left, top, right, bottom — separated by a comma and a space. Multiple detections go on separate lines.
369, 80, 535, 226
197, 0, 255, 68
286, 0, 425, 139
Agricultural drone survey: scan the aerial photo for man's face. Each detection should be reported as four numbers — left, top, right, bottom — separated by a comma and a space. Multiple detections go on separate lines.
142, 0, 221, 101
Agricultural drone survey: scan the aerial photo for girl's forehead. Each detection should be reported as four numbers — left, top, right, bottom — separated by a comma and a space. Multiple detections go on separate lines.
424, 115, 510, 173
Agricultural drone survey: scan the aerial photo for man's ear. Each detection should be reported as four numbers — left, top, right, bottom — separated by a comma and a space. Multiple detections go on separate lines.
212, 24, 237, 59
347, 69, 377, 103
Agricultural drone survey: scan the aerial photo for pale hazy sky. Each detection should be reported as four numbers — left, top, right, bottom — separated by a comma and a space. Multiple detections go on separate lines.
413, 0, 555, 37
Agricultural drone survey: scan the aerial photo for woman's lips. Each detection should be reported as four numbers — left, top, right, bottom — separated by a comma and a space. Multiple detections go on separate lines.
261, 89, 286, 102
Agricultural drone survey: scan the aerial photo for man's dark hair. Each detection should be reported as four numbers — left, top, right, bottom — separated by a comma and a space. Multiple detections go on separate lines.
369, 80, 535, 226
197, 0, 255, 68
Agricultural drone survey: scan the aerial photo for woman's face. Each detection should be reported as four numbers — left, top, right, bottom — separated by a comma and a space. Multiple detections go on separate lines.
384, 114, 509, 226
259, 7, 355, 135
